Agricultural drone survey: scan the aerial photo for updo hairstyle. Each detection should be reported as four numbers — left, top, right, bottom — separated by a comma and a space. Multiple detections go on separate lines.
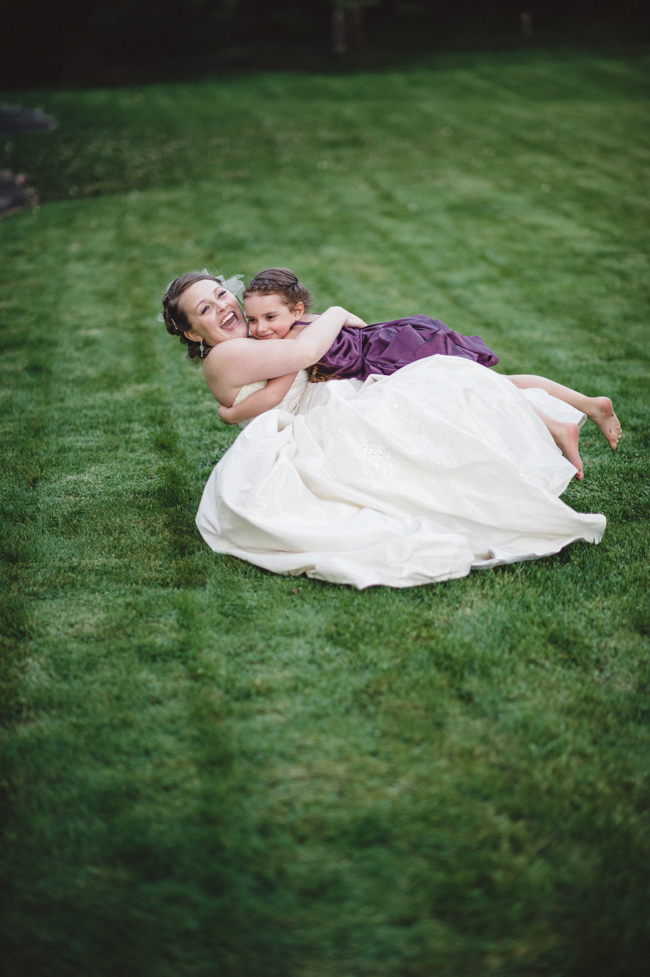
161, 272, 221, 362
243, 268, 313, 312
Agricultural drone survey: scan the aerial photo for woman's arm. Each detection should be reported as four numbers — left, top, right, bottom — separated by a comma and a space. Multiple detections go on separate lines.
217, 373, 298, 425
204, 306, 360, 404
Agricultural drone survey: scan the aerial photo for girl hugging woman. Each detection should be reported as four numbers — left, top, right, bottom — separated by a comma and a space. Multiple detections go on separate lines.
160, 268, 619, 587
191, 267, 621, 478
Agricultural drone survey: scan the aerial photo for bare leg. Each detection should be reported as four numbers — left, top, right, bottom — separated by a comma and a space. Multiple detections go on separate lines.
506, 375, 621, 450
531, 405, 583, 480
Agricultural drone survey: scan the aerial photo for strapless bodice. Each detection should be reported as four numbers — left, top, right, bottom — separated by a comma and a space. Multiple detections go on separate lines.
234, 371, 347, 428
233, 380, 267, 407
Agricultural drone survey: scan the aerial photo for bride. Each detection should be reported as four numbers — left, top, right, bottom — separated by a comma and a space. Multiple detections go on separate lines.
161, 273, 608, 588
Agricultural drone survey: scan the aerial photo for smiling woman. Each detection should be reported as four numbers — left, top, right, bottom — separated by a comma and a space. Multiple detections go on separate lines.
161, 272, 249, 359
158, 269, 611, 588
161, 272, 366, 408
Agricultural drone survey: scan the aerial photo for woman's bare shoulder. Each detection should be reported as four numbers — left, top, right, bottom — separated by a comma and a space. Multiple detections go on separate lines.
204, 337, 254, 371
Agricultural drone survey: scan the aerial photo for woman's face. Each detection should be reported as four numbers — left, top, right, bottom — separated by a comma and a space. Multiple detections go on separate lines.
180, 279, 248, 345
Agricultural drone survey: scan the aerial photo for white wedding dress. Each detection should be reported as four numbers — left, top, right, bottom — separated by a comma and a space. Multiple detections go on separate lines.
196, 356, 605, 589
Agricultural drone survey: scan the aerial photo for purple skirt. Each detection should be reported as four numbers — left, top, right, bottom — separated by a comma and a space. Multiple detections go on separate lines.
314, 315, 498, 380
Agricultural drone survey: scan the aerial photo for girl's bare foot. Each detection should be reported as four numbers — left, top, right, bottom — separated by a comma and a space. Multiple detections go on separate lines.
553, 421, 584, 480
589, 397, 621, 450
531, 406, 584, 479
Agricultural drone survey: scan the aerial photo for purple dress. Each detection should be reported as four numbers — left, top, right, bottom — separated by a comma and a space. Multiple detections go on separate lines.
312, 315, 498, 380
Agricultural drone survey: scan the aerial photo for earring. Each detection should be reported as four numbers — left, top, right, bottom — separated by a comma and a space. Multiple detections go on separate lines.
200, 341, 205, 358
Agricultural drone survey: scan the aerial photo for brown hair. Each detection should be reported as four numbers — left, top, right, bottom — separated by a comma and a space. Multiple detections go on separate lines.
244, 268, 336, 382
243, 268, 313, 312
161, 272, 221, 362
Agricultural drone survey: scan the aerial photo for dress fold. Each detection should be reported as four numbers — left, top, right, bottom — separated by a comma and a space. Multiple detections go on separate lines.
314, 315, 498, 379
197, 357, 604, 589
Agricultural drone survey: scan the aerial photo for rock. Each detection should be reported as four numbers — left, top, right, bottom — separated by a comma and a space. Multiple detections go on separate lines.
0, 172, 29, 216
0, 105, 55, 134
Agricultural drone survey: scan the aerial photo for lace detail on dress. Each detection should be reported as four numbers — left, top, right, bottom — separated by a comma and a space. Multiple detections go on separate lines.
360, 439, 398, 479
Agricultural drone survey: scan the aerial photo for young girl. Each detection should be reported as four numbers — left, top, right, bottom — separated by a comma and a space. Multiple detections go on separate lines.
214, 272, 319, 427
215, 268, 621, 478
163, 271, 608, 585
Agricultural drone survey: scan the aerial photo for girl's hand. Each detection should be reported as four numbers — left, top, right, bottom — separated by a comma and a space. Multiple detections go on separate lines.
342, 310, 368, 328
218, 405, 236, 424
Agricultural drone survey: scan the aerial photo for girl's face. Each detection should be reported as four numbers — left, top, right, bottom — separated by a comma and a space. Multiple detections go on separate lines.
180, 279, 248, 345
245, 293, 304, 340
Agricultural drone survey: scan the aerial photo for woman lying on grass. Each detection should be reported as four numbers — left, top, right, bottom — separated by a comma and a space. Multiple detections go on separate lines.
161, 269, 621, 481
161, 270, 610, 587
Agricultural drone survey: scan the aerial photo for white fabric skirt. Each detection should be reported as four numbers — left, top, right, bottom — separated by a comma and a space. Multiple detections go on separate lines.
196, 357, 605, 589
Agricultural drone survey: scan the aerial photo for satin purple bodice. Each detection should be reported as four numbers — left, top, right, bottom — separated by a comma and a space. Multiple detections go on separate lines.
311, 315, 498, 380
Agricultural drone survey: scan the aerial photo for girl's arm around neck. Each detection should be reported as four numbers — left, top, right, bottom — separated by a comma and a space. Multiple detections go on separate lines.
203, 306, 354, 404
292, 310, 367, 330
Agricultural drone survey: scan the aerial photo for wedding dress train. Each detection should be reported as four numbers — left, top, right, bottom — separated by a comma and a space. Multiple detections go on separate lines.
196, 356, 605, 589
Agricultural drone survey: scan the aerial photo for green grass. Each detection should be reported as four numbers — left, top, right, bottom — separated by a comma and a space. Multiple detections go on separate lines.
1, 47, 650, 976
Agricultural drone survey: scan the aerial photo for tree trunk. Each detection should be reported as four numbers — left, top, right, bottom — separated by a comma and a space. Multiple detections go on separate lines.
350, 7, 366, 50
520, 11, 533, 37
332, 8, 347, 56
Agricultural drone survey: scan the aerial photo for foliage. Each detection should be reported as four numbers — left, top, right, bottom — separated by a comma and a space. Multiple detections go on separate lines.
0, 0, 647, 86
1, 47, 650, 976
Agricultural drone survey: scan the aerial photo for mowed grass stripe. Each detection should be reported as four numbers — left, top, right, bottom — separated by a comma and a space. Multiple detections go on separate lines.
1, 209, 289, 973
1, 48, 649, 976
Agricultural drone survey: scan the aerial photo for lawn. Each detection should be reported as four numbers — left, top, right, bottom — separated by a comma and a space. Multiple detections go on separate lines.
1, 46, 649, 976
